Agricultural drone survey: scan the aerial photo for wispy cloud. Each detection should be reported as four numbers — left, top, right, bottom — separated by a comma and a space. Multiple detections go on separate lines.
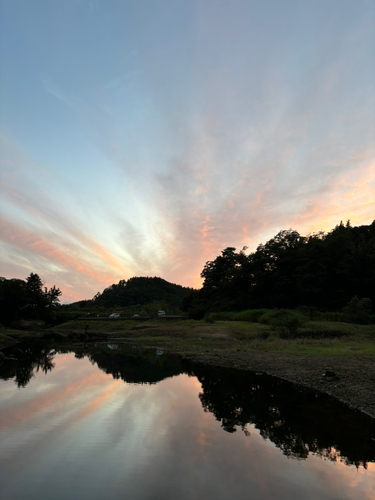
0, 216, 121, 291
40, 77, 75, 108
0, 1, 374, 299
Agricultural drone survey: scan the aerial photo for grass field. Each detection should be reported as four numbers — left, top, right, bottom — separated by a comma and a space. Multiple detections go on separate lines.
1, 317, 374, 356
46, 317, 375, 356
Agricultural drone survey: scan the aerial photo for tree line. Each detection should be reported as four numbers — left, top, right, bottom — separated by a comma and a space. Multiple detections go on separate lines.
182, 220, 375, 318
1, 220, 373, 324
0, 273, 61, 324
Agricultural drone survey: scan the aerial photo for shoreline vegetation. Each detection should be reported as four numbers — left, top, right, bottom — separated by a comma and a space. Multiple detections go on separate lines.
1, 316, 374, 420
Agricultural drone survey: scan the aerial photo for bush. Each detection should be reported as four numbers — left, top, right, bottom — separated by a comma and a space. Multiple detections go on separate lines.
320, 311, 344, 322
260, 309, 309, 337
189, 308, 206, 320
205, 309, 268, 323
296, 329, 348, 339
297, 306, 320, 321
257, 331, 270, 340
204, 314, 215, 323
206, 311, 236, 321
342, 296, 373, 324
233, 309, 268, 322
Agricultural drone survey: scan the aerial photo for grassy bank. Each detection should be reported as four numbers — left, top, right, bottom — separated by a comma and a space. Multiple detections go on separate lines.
47, 317, 375, 356
2, 317, 374, 356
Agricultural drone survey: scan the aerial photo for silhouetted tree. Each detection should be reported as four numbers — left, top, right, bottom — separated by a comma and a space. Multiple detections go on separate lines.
183, 220, 375, 315
25, 273, 61, 316
0, 277, 27, 323
0, 273, 61, 323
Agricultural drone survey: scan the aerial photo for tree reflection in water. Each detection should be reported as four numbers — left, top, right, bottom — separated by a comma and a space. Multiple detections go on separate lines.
0, 342, 55, 387
0, 340, 374, 468
185, 363, 375, 468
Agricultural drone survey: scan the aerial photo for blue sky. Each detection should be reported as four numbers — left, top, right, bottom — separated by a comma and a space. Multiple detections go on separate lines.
1, 0, 374, 301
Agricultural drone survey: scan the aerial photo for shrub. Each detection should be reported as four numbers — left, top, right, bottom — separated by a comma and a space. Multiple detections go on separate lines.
342, 296, 373, 324
189, 308, 206, 320
320, 311, 344, 322
297, 306, 320, 321
207, 311, 236, 321
260, 309, 309, 337
205, 309, 268, 322
204, 314, 215, 323
296, 329, 348, 339
257, 331, 270, 340
233, 309, 268, 322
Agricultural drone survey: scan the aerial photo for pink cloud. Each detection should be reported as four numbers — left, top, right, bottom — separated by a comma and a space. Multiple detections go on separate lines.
0, 358, 115, 431
0, 216, 126, 298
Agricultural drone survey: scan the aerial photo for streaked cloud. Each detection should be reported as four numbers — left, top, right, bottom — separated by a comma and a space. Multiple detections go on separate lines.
0, 1, 374, 300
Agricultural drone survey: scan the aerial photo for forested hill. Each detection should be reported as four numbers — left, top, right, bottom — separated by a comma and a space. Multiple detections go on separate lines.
182, 220, 375, 317
92, 277, 194, 308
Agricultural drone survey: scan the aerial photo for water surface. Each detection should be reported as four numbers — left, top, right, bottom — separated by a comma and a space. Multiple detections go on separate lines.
0, 341, 374, 500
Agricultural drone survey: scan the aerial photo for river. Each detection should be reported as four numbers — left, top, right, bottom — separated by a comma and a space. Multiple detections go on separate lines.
0, 340, 374, 499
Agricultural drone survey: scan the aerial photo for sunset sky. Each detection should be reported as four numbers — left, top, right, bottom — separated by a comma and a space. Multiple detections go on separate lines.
1, 0, 374, 302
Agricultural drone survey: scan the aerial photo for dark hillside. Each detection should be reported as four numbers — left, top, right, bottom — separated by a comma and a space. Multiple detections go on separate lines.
93, 276, 194, 309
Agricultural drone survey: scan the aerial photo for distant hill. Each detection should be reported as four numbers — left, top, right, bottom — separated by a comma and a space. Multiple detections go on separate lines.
92, 276, 195, 309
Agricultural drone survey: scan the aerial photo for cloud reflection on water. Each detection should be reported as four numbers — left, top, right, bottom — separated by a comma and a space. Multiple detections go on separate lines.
0, 347, 374, 499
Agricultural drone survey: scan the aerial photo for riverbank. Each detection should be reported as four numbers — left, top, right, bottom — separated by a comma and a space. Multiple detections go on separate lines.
183, 351, 375, 420
2, 318, 375, 418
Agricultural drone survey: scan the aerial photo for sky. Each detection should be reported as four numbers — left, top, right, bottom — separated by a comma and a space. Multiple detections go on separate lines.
0, 0, 374, 302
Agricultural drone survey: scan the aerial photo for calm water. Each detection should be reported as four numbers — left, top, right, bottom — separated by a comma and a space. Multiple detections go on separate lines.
0, 341, 374, 500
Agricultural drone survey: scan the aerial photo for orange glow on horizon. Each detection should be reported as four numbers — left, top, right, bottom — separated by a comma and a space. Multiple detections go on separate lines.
290, 161, 375, 235
0, 216, 127, 287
